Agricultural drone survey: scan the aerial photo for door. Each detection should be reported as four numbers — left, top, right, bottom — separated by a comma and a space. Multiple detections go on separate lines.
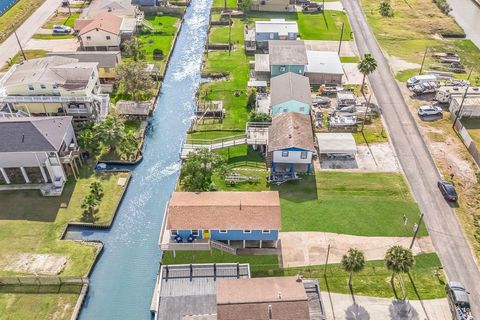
203, 229, 210, 239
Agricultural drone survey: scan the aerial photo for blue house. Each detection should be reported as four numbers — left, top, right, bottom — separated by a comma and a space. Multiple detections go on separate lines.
270, 72, 312, 116
269, 40, 308, 77
159, 191, 281, 252
255, 19, 298, 49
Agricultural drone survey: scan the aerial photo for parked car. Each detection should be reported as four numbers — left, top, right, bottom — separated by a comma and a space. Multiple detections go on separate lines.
437, 180, 458, 202
53, 25, 72, 34
445, 282, 473, 320
418, 105, 443, 117
302, 3, 323, 12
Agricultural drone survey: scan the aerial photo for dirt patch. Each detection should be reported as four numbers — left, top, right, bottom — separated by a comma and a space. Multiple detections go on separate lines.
387, 56, 421, 73
0, 254, 67, 275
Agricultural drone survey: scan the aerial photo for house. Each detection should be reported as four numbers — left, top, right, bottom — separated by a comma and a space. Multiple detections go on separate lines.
251, 0, 295, 12
270, 72, 311, 116
217, 277, 313, 320
252, 19, 298, 50
80, 0, 140, 19
0, 57, 109, 127
449, 96, 480, 118
305, 51, 344, 85
267, 112, 315, 173
254, 40, 308, 80
159, 191, 281, 251
152, 264, 326, 320
74, 12, 131, 51
0, 116, 80, 195
46, 51, 121, 85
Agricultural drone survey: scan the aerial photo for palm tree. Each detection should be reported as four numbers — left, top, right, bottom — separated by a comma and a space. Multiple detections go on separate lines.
341, 248, 366, 289
89, 181, 103, 201
384, 245, 415, 299
358, 54, 378, 97
81, 193, 99, 223
96, 116, 125, 153
119, 131, 139, 161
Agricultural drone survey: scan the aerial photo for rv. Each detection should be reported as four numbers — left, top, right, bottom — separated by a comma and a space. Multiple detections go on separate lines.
435, 86, 480, 104
407, 74, 437, 88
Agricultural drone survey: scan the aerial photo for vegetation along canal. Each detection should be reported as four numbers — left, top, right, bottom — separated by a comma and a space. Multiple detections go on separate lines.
66, 0, 213, 318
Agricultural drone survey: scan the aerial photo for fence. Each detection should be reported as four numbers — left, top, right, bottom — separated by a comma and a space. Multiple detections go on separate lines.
453, 118, 480, 167
0, 276, 87, 294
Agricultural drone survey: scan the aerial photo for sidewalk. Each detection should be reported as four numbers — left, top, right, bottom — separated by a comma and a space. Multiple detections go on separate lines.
0, 0, 62, 67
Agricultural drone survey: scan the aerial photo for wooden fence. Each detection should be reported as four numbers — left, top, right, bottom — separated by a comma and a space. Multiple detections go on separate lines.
0, 276, 87, 294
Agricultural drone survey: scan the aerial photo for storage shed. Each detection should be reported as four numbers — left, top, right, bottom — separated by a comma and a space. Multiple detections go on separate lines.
316, 133, 357, 157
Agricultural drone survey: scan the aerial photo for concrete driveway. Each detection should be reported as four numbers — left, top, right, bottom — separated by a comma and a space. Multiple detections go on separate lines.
322, 292, 451, 320
304, 40, 358, 57
342, 63, 364, 84
25, 38, 79, 51
280, 232, 434, 267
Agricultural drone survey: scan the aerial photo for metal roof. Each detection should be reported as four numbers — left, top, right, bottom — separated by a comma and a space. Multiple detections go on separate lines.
316, 133, 357, 154
255, 19, 298, 36
305, 51, 344, 75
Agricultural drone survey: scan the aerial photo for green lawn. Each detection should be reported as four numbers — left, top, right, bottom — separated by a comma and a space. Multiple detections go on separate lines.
0, 293, 78, 320
212, 0, 237, 9
0, 0, 45, 43
32, 33, 76, 39
340, 56, 360, 63
138, 14, 181, 73
0, 167, 128, 277
42, 12, 80, 29
1, 50, 47, 71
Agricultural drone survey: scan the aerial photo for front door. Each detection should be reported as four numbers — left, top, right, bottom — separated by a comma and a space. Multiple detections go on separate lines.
203, 229, 210, 239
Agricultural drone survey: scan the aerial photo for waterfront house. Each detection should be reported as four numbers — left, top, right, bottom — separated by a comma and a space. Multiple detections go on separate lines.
80, 0, 141, 19
75, 12, 132, 51
159, 191, 281, 252
270, 72, 311, 116
246, 19, 298, 50
0, 57, 109, 127
250, 0, 295, 12
254, 40, 307, 80
46, 51, 122, 87
305, 51, 344, 85
0, 116, 80, 195
267, 112, 315, 173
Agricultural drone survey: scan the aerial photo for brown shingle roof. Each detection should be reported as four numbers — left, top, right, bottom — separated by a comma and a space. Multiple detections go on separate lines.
216, 277, 310, 320
166, 192, 281, 230
270, 72, 311, 106
268, 112, 315, 152
77, 12, 122, 35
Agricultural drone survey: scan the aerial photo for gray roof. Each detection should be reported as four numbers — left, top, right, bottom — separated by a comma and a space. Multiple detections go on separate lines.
0, 116, 73, 152
115, 100, 151, 115
270, 72, 311, 106
305, 51, 344, 75
269, 40, 308, 66
254, 54, 270, 72
316, 133, 357, 154
46, 51, 121, 68
255, 19, 298, 35
81, 0, 137, 18
268, 112, 315, 152
4, 57, 97, 90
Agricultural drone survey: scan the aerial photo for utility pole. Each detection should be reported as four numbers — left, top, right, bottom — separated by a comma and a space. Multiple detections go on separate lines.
228, 13, 232, 56
338, 22, 345, 56
409, 212, 424, 249
224, 0, 226, 10
14, 31, 27, 61
452, 85, 469, 130
360, 93, 372, 132
419, 47, 428, 75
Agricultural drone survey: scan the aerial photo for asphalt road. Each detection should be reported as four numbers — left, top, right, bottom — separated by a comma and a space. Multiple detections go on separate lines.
342, 0, 480, 316
0, 0, 62, 68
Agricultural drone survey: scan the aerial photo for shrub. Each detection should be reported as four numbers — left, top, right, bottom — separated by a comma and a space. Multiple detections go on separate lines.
433, 0, 451, 15
379, 0, 394, 17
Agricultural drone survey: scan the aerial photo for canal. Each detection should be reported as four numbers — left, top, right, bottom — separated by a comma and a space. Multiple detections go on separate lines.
68, 0, 212, 318
447, 0, 480, 48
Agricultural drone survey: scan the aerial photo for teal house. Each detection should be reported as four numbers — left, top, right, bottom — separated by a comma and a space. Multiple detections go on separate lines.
270, 72, 312, 116
269, 40, 308, 77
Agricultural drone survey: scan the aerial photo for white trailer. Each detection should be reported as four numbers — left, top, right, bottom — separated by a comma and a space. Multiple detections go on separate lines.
436, 86, 480, 104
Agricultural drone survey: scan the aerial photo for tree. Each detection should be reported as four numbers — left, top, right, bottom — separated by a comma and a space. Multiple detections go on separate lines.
89, 181, 104, 201
249, 111, 271, 123
341, 248, 365, 289
81, 193, 99, 223
122, 37, 145, 61
379, 0, 394, 17
238, 0, 252, 13
119, 131, 139, 161
384, 245, 415, 298
180, 149, 228, 191
358, 53, 378, 97
116, 61, 155, 101
78, 123, 99, 153
95, 116, 125, 153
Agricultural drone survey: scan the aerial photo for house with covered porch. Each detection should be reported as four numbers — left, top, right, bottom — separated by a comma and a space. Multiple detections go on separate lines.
159, 191, 281, 253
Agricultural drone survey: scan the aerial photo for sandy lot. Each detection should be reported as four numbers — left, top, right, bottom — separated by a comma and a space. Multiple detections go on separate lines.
304, 40, 358, 57
0, 253, 67, 275
342, 63, 364, 84
280, 232, 434, 267
25, 38, 79, 51
322, 292, 451, 320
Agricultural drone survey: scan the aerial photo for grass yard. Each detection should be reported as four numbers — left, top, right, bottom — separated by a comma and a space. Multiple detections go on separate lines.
0, 166, 128, 277
0, 293, 78, 320
42, 12, 80, 29
212, 0, 237, 9
461, 118, 480, 149
352, 116, 389, 144
1, 50, 47, 71
32, 33, 76, 39
0, 0, 45, 43
138, 14, 181, 73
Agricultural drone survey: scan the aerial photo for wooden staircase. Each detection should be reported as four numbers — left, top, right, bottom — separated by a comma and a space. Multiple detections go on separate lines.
210, 240, 237, 255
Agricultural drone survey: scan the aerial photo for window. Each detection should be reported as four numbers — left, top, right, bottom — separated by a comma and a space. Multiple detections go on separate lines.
282, 108, 288, 113
243, 230, 252, 234
28, 85, 34, 91
86, 36, 91, 40
171, 230, 178, 236
192, 230, 199, 236
40, 84, 46, 89
53, 84, 58, 89
279, 66, 286, 72
262, 230, 270, 234
104, 67, 110, 73
281, 151, 289, 157
219, 230, 228, 233
270, 33, 274, 39
106, 36, 111, 40
300, 151, 308, 159
299, 106, 305, 112
298, 69, 302, 74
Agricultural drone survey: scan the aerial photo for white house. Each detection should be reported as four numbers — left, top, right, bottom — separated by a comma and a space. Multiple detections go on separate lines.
0, 116, 80, 195
75, 12, 125, 51
267, 112, 315, 173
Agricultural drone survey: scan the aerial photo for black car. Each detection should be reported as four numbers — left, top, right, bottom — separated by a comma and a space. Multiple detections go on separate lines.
437, 180, 457, 202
